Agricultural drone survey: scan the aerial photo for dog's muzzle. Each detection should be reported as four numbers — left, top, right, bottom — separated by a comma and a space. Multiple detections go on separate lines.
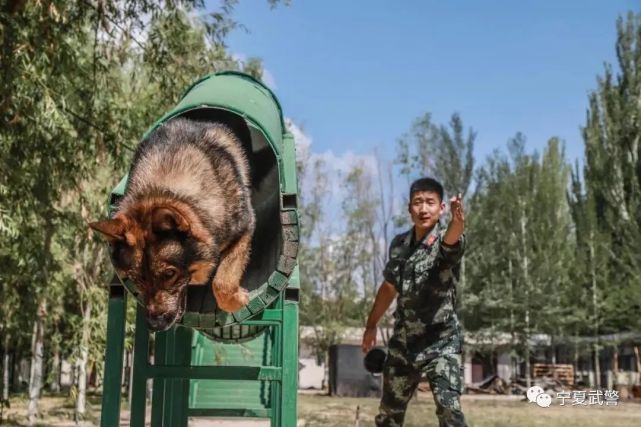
146, 287, 188, 332
147, 312, 179, 332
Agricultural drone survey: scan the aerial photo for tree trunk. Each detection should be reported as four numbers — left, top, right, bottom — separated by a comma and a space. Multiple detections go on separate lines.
49, 321, 61, 394
520, 205, 531, 388
588, 235, 601, 388
126, 351, 134, 403
592, 346, 601, 388
29, 211, 54, 425
75, 300, 92, 421
508, 257, 517, 381
2, 333, 9, 401
11, 351, 18, 391
573, 331, 579, 383
28, 305, 45, 425
50, 348, 60, 393
524, 308, 531, 388
613, 345, 619, 386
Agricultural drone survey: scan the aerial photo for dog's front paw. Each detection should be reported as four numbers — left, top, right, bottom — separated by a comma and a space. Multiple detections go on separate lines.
214, 286, 249, 312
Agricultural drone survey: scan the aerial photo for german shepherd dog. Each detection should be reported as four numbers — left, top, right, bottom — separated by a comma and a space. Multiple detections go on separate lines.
90, 117, 254, 331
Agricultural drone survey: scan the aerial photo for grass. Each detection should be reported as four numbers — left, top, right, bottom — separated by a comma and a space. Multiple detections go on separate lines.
1, 392, 105, 426
1, 392, 640, 426
297, 393, 641, 427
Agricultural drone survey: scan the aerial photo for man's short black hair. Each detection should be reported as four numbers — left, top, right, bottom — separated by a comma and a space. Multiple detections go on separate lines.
409, 177, 444, 202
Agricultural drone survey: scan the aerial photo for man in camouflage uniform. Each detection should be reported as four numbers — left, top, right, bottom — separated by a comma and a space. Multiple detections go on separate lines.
362, 177, 468, 427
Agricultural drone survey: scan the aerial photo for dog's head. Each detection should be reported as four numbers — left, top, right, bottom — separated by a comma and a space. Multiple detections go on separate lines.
90, 203, 214, 331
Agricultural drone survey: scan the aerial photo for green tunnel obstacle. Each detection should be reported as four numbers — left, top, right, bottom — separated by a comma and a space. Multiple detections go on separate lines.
100, 71, 300, 427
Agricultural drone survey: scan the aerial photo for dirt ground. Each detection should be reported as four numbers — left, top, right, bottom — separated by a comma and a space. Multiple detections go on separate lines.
2, 392, 640, 426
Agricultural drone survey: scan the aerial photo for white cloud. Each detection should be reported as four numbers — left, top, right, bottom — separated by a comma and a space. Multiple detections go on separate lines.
231, 52, 246, 63
311, 150, 378, 179
287, 119, 377, 177
261, 68, 277, 89
286, 118, 311, 162
287, 118, 386, 232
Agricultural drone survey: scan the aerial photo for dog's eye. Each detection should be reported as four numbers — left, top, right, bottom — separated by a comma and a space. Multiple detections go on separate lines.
162, 269, 176, 280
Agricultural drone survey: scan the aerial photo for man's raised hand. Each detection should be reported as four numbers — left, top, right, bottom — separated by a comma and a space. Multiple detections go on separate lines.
450, 192, 464, 223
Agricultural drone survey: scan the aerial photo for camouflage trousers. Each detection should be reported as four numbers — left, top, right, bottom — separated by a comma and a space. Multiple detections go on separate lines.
375, 351, 468, 427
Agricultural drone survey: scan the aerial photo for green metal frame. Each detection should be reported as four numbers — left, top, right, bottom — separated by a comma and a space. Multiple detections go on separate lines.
100, 275, 299, 426
100, 72, 300, 426
100, 271, 299, 427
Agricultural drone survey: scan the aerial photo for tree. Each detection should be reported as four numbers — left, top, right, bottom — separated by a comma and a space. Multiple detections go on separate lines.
397, 112, 475, 198
582, 12, 641, 333
296, 153, 384, 375
568, 163, 610, 387
465, 135, 575, 386
0, 0, 283, 421
341, 161, 382, 302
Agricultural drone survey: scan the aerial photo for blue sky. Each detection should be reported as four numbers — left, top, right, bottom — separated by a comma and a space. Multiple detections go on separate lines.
213, 0, 636, 176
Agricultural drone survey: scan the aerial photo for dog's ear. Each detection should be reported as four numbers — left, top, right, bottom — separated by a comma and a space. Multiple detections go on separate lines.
89, 218, 128, 242
152, 207, 190, 233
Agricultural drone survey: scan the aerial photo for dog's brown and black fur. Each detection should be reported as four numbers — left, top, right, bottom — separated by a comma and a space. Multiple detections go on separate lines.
90, 117, 255, 331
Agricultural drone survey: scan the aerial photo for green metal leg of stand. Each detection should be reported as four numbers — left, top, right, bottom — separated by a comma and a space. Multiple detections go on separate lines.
151, 330, 168, 425
150, 324, 192, 426
130, 305, 149, 426
166, 327, 192, 426
121, 286, 298, 426
176, 327, 193, 425
270, 297, 283, 427
282, 298, 299, 426
164, 329, 178, 425
100, 279, 127, 427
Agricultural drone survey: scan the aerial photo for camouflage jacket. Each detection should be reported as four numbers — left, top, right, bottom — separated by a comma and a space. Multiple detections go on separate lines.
383, 221, 465, 362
